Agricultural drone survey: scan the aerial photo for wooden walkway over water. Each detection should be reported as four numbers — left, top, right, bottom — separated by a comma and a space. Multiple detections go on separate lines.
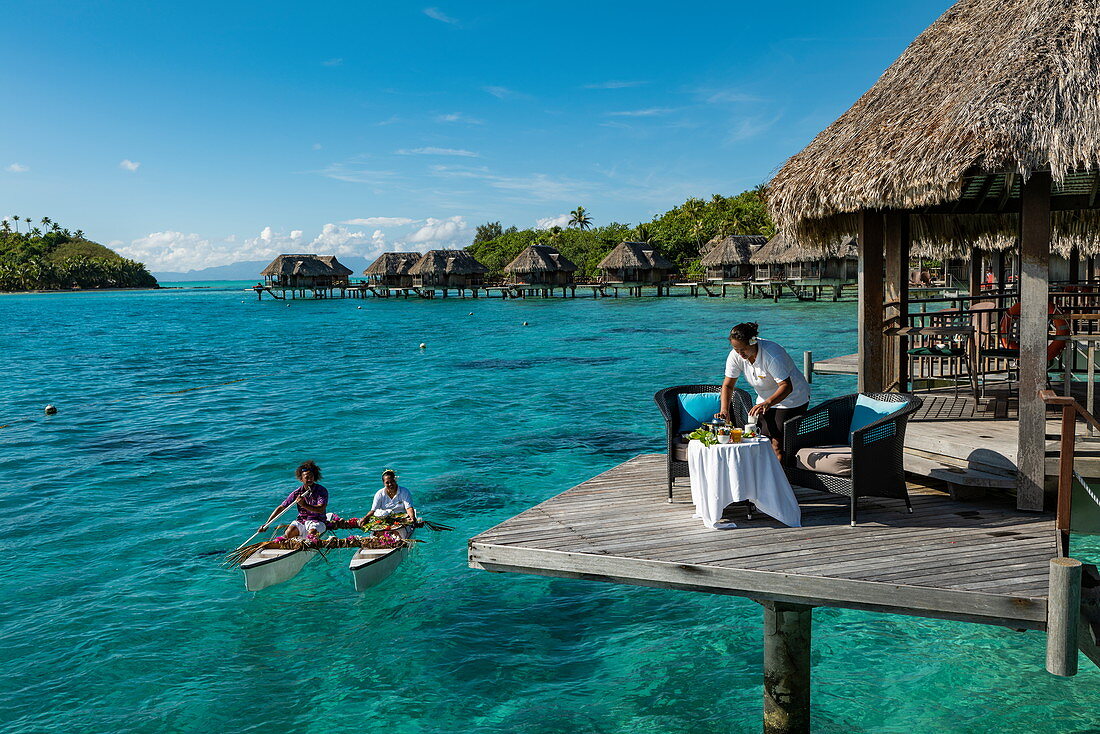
470, 453, 1056, 629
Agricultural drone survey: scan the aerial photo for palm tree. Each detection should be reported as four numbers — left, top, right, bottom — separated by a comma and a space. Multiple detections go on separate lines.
10, 215, 19, 233
547, 225, 564, 247
568, 206, 592, 230
1, 219, 9, 234
74, 229, 84, 240
633, 223, 654, 243
41, 216, 51, 231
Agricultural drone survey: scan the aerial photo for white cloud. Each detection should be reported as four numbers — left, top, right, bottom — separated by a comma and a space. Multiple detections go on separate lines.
430, 165, 588, 201
309, 223, 376, 254
396, 146, 478, 157
322, 58, 343, 66
319, 162, 397, 184
119, 159, 141, 172
407, 216, 468, 244
482, 85, 526, 99
436, 112, 484, 124
312, 143, 323, 150
727, 113, 782, 143
704, 90, 762, 104
536, 214, 570, 229
424, 7, 459, 24
5, 163, 29, 173
606, 108, 676, 117
583, 80, 648, 89
342, 217, 417, 227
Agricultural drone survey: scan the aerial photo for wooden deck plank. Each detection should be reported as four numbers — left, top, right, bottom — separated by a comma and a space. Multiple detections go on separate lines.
469, 454, 1059, 628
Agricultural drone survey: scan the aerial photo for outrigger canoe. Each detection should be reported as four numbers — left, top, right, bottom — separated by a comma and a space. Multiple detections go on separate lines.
240, 544, 316, 592
349, 524, 414, 591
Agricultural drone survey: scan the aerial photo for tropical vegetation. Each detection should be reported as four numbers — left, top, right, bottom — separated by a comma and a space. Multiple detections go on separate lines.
0, 217, 157, 291
466, 187, 774, 279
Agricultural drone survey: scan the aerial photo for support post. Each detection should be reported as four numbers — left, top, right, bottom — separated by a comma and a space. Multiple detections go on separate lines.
1018, 172, 1051, 511
884, 212, 910, 391
969, 252, 983, 296
803, 351, 813, 385
858, 211, 886, 392
1046, 557, 1083, 677
762, 601, 812, 734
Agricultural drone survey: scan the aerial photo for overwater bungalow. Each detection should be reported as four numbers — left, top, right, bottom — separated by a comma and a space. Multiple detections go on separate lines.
503, 244, 578, 287
260, 254, 353, 289
749, 233, 859, 299
469, 1, 1100, 730
597, 241, 675, 284
699, 234, 767, 281
408, 249, 488, 294
363, 252, 422, 288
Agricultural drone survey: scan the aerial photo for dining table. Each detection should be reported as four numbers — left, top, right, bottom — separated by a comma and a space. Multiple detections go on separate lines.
687, 437, 802, 529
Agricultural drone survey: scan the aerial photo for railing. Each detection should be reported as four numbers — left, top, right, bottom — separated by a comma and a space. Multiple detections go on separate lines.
1038, 389, 1100, 557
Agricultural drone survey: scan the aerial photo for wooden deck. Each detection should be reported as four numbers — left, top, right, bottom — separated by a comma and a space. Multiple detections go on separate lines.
470, 454, 1057, 630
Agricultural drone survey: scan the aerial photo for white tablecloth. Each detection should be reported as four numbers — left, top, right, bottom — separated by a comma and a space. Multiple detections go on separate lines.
687, 437, 802, 529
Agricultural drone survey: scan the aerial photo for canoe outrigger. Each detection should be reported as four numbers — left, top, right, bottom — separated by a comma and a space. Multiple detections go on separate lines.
240, 543, 316, 592
349, 523, 415, 591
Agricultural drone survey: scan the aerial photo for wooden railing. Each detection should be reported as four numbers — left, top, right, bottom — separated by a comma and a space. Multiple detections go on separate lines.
1038, 389, 1100, 556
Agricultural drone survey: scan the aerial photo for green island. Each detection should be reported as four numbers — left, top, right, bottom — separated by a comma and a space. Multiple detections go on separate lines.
467, 188, 773, 279
0, 216, 157, 292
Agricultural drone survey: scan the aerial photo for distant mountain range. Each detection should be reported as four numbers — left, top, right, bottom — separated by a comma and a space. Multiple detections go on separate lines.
153, 256, 377, 282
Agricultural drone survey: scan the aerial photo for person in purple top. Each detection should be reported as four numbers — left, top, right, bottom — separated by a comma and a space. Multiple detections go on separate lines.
258, 460, 330, 539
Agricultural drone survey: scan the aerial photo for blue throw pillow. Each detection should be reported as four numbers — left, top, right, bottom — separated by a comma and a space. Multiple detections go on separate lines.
677, 393, 722, 432
849, 395, 904, 441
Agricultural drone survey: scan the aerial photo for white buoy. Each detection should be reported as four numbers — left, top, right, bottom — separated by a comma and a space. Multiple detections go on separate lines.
357, 306, 362, 309
44, 404, 57, 415
419, 343, 426, 349
286, 304, 291, 307
469, 312, 473, 315
522, 321, 529, 326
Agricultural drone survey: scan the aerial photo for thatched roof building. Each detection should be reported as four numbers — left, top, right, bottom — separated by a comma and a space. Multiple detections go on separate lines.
597, 241, 675, 283
700, 235, 768, 280
364, 252, 422, 287
751, 235, 858, 282
408, 249, 488, 288
766, 0, 1100, 255
503, 245, 578, 286
260, 254, 353, 287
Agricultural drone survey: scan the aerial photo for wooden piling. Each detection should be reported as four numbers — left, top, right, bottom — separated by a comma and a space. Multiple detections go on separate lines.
803, 351, 813, 384
1046, 557, 1082, 677
762, 601, 812, 734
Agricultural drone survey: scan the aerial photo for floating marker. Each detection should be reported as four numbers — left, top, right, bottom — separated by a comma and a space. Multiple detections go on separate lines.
44, 404, 58, 415
357, 306, 362, 309
468, 312, 473, 316
419, 343, 426, 349
522, 322, 529, 326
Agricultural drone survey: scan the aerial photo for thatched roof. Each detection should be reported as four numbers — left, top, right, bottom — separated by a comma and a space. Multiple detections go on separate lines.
503, 245, 578, 273
408, 249, 488, 276
261, 254, 351, 277
750, 235, 858, 265
766, 0, 1100, 255
597, 242, 675, 270
364, 252, 422, 276
700, 235, 769, 266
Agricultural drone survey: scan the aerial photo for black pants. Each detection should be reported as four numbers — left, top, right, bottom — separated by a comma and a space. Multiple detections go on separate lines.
759, 403, 808, 450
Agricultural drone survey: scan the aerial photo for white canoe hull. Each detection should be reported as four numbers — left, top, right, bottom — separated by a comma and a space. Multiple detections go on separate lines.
241, 547, 314, 591
349, 527, 413, 591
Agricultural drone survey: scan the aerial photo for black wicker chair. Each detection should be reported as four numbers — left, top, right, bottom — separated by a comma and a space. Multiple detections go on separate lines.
654, 384, 752, 502
781, 392, 923, 526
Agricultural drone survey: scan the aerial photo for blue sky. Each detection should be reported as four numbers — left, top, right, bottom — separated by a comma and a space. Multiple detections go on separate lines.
0, 0, 953, 272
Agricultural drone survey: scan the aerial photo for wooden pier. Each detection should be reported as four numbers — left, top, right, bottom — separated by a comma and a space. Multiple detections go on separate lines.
469, 453, 1099, 730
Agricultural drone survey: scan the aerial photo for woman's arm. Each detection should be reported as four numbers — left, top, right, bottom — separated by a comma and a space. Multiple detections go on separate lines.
749, 379, 793, 417
717, 376, 738, 421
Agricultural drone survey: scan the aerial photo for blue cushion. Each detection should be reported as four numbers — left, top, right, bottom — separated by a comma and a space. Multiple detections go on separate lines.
677, 393, 722, 432
849, 395, 904, 440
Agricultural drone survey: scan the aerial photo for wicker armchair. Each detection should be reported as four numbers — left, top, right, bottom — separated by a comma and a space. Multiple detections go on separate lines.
782, 392, 923, 526
654, 385, 752, 502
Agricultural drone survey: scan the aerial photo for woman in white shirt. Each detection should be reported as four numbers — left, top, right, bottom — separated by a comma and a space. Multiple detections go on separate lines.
364, 469, 418, 523
716, 322, 810, 460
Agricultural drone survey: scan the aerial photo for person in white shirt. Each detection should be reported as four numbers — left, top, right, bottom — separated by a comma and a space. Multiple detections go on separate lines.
364, 469, 418, 523
715, 322, 810, 460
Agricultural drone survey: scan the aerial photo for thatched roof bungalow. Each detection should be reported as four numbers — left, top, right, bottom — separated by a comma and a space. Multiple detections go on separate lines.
750, 234, 858, 282
260, 254, 353, 288
597, 241, 675, 284
408, 249, 488, 289
364, 252, 422, 288
765, 0, 1100, 511
503, 245, 578, 286
700, 235, 768, 281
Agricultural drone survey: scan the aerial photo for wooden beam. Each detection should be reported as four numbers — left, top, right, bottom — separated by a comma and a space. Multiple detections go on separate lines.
858, 211, 886, 392
1018, 171, 1052, 511
762, 601, 812, 734
969, 251, 984, 296
884, 213, 910, 391
1046, 557, 1082, 676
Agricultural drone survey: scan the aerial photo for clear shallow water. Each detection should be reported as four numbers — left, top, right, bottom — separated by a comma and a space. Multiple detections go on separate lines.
1, 282, 1096, 733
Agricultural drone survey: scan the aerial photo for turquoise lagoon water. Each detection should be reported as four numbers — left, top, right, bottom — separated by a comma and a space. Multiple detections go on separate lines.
1, 283, 1096, 733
